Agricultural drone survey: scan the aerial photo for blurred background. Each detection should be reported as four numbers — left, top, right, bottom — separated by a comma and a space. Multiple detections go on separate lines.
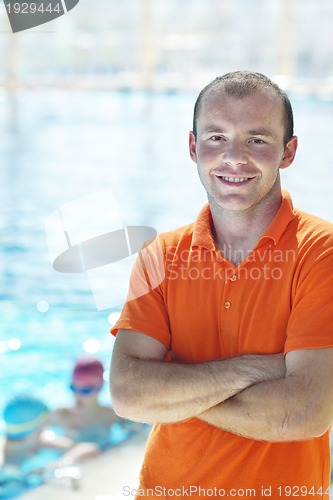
2, 0, 333, 91
0, 0, 333, 471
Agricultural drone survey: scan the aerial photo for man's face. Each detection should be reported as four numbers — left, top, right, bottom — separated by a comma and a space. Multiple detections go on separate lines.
189, 91, 297, 213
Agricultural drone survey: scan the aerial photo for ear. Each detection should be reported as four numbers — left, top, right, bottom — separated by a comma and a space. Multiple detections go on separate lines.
189, 131, 197, 163
280, 136, 298, 170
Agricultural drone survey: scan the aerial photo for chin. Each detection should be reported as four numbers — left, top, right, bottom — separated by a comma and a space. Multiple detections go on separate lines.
212, 196, 252, 212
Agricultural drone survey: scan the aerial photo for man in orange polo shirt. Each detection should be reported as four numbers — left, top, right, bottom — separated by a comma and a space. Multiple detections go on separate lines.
110, 72, 333, 498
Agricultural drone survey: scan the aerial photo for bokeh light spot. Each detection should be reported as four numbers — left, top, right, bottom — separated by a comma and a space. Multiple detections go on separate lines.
37, 300, 49, 313
108, 311, 121, 326
8, 338, 21, 351
83, 338, 101, 354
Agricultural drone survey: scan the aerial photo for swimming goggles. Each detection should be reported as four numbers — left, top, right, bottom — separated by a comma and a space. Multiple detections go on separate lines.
69, 384, 100, 395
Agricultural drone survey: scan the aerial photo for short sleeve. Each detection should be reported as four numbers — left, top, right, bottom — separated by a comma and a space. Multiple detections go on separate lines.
110, 236, 171, 349
285, 251, 333, 353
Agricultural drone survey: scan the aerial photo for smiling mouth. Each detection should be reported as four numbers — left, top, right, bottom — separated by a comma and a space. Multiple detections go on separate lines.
219, 176, 255, 184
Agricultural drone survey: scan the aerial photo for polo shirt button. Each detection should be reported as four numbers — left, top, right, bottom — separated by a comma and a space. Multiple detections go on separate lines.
224, 301, 231, 309
230, 275, 237, 282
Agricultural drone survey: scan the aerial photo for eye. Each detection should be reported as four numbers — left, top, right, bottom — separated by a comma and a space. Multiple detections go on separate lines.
249, 138, 266, 144
210, 135, 224, 141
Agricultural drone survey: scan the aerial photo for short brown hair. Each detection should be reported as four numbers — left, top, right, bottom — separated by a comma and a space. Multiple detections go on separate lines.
192, 71, 294, 146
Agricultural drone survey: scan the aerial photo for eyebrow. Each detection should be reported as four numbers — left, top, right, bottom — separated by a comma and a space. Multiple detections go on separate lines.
247, 128, 275, 137
202, 125, 276, 138
202, 126, 224, 134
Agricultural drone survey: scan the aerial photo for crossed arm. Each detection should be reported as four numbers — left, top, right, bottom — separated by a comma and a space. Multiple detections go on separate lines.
110, 329, 333, 442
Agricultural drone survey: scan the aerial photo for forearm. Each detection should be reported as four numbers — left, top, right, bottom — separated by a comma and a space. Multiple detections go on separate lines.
111, 353, 285, 424
52, 442, 100, 467
41, 431, 74, 451
199, 375, 326, 442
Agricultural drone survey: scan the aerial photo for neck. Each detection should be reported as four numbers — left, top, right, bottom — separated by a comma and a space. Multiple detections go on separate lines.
209, 189, 282, 266
77, 400, 100, 413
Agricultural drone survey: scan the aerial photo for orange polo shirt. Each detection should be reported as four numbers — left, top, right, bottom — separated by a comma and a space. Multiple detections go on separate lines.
112, 191, 333, 499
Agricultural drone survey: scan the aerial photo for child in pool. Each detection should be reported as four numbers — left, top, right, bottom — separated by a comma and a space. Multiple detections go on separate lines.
0, 396, 87, 497
2, 396, 53, 468
1, 394, 102, 472
48, 357, 134, 455
0, 396, 64, 497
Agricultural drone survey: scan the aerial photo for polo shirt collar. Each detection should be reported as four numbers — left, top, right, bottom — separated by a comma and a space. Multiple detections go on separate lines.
192, 204, 215, 251
191, 190, 296, 251
258, 190, 296, 246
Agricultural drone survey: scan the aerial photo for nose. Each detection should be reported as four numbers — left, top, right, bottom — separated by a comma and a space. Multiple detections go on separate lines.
222, 141, 248, 167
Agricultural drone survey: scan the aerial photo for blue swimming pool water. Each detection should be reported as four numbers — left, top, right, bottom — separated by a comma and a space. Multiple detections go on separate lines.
0, 89, 332, 428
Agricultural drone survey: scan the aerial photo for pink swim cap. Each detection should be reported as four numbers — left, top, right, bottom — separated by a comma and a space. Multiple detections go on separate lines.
72, 357, 104, 387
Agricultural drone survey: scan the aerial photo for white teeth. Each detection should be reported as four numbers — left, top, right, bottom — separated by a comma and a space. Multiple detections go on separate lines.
221, 176, 250, 183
